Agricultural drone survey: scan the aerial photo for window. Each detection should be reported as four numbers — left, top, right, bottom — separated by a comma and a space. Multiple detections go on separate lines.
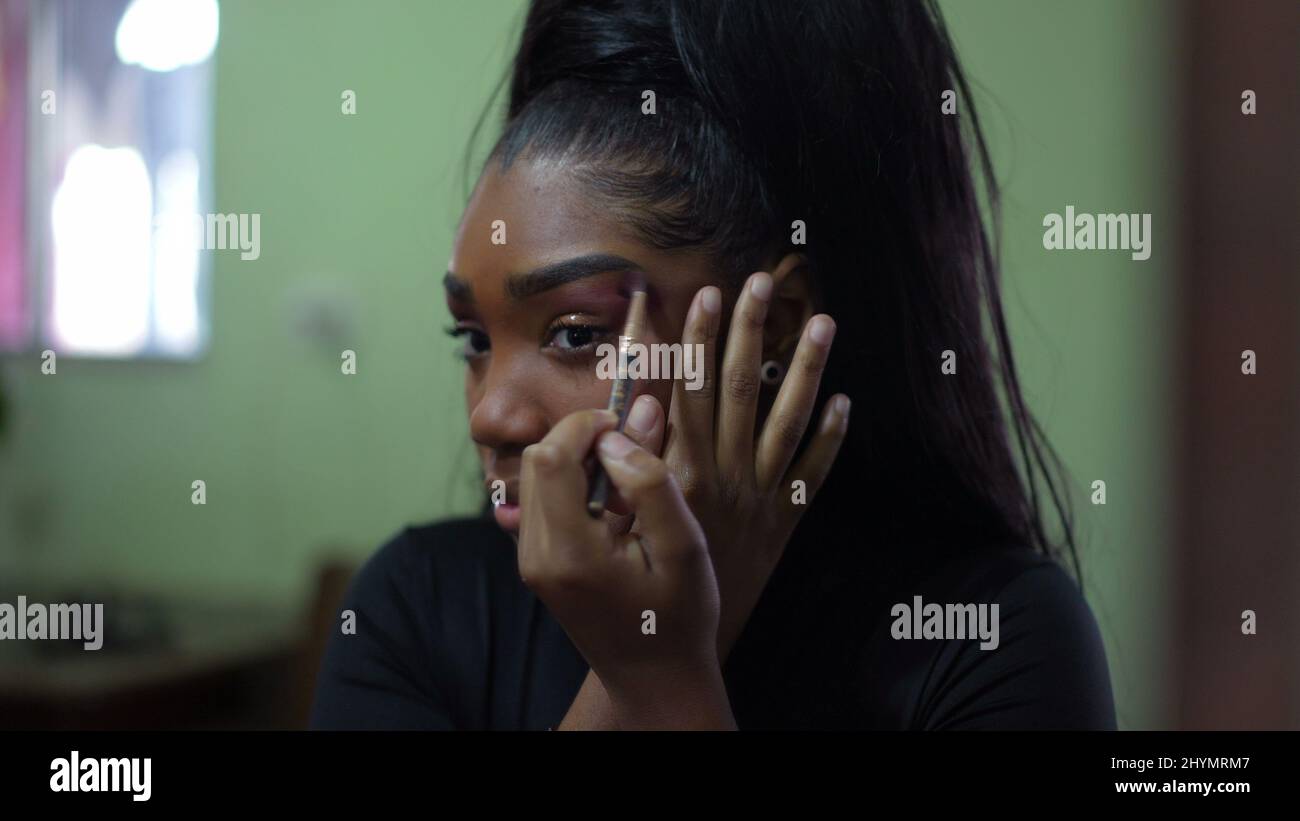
1, 0, 218, 359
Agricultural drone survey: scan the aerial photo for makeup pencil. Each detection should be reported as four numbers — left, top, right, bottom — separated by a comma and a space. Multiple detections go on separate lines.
586, 288, 648, 517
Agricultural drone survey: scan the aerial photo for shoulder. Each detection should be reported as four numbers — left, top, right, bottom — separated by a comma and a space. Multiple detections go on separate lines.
902, 545, 1116, 730
309, 517, 524, 729
341, 516, 524, 642
933, 545, 1096, 624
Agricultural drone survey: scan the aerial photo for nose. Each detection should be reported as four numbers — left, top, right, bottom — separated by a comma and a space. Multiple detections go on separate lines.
468, 359, 551, 454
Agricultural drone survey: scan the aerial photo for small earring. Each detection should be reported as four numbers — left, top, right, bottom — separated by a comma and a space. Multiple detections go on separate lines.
760, 359, 785, 386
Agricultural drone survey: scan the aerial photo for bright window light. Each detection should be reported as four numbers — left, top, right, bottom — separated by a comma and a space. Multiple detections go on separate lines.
30, 0, 216, 360
152, 150, 202, 354
50, 144, 154, 356
115, 0, 220, 73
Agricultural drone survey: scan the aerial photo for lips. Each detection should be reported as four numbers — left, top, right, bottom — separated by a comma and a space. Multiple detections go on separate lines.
486, 477, 521, 532
493, 501, 522, 532
484, 476, 636, 536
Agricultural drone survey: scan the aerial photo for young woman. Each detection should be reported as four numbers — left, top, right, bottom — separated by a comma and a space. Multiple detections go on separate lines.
311, 0, 1116, 730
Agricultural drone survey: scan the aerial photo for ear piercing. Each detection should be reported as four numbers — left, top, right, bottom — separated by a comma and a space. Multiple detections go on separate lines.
761, 359, 785, 386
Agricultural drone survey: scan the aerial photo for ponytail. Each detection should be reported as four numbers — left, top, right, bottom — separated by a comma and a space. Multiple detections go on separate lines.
483, 0, 1080, 578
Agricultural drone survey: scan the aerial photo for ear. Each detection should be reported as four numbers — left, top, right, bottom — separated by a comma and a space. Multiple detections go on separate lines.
763, 253, 815, 363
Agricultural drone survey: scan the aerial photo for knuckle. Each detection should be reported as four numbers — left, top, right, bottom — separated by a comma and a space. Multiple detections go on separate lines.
525, 443, 561, 471
622, 422, 650, 448
741, 301, 767, 329
692, 309, 719, 343
702, 320, 719, 346
675, 464, 707, 503
521, 443, 543, 470
626, 456, 674, 500
717, 472, 744, 509
725, 369, 761, 403
686, 371, 715, 401
524, 447, 567, 479
581, 407, 611, 429
641, 457, 673, 488
795, 346, 828, 381
771, 416, 807, 452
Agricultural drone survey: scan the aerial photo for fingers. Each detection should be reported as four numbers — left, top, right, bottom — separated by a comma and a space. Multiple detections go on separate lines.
780, 394, 850, 514
714, 272, 772, 484
521, 408, 618, 530
664, 286, 721, 468
622, 394, 665, 457
605, 394, 666, 515
755, 315, 836, 490
596, 431, 706, 566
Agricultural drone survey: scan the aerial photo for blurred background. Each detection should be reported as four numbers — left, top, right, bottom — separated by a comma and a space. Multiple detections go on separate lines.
0, 0, 1295, 730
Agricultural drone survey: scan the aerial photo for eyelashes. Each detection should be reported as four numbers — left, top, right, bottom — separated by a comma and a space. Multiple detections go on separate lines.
546, 317, 614, 353
445, 324, 489, 361
444, 317, 615, 363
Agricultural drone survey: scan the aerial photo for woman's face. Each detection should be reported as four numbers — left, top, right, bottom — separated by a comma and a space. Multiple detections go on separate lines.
446, 158, 720, 536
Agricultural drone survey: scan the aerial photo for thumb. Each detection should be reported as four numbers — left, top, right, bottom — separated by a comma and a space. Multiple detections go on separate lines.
595, 431, 705, 561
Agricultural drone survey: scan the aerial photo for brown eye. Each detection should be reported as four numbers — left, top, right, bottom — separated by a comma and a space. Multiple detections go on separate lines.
550, 325, 595, 350
544, 317, 609, 353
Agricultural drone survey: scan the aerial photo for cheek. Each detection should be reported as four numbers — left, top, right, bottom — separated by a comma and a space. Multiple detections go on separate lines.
460, 351, 626, 430
540, 367, 620, 416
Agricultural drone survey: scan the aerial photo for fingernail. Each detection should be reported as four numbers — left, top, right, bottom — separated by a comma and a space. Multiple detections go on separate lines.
834, 394, 851, 420
625, 395, 657, 436
598, 432, 636, 459
701, 286, 721, 315
749, 272, 773, 302
809, 315, 836, 346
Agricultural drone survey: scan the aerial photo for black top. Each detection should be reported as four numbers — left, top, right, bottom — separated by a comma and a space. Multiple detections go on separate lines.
310, 518, 1116, 730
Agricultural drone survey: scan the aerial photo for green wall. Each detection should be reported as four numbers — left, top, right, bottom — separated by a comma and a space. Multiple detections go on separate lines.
0, 0, 1171, 728
940, 0, 1173, 731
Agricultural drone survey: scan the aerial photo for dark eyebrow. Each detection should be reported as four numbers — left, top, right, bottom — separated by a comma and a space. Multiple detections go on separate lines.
504, 253, 641, 300
443, 272, 474, 303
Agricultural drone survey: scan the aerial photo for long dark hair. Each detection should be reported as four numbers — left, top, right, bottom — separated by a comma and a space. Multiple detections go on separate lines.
471, 0, 1080, 584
